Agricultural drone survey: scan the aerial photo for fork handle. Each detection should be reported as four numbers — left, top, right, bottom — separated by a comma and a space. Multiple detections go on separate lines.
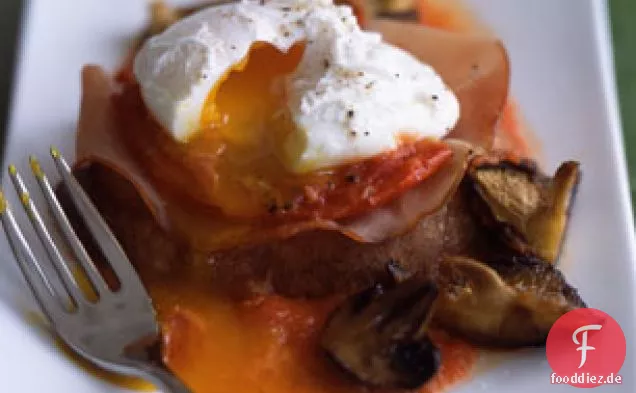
136, 363, 193, 393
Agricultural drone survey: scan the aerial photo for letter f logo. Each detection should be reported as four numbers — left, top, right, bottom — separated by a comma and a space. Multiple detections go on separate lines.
572, 324, 603, 368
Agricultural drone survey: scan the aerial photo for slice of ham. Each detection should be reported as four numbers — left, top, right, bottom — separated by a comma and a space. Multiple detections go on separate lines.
341, 139, 471, 242
75, 23, 509, 252
76, 67, 170, 228
369, 20, 509, 149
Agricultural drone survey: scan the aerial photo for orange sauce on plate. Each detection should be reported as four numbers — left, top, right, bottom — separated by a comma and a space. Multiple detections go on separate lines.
24, 311, 154, 391
141, 272, 477, 393
51, 268, 476, 393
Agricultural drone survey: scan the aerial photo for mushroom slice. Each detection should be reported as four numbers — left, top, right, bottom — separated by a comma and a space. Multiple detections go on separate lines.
321, 278, 440, 389
434, 256, 586, 347
467, 158, 581, 263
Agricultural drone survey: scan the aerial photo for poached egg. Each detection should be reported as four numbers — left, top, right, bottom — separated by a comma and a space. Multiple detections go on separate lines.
133, 0, 460, 174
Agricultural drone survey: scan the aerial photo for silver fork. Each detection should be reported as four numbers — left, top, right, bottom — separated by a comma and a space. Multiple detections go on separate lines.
0, 148, 192, 393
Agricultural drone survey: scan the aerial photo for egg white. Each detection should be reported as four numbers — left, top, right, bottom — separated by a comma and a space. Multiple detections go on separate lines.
134, 0, 460, 173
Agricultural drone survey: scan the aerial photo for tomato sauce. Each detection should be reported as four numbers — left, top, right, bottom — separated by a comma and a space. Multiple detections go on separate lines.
51, 268, 476, 393
147, 271, 476, 393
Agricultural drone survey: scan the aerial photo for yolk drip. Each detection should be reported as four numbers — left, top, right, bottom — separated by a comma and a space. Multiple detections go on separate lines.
147, 272, 477, 393
54, 268, 476, 393
188, 42, 307, 217
117, 41, 450, 223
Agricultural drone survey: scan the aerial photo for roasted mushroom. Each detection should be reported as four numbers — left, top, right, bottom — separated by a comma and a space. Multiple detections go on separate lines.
466, 158, 580, 263
433, 255, 586, 347
321, 278, 440, 389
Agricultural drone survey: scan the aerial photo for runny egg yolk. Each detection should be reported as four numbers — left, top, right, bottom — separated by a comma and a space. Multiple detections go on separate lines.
123, 40, 451, 221
187, 43, 309, 217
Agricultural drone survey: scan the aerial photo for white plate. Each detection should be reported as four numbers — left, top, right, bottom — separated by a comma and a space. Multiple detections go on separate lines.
1, 0, 634, 392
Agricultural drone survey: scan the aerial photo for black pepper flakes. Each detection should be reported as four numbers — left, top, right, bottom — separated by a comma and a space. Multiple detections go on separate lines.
363, 131, 370, 136
281, 6, 292, 12
345, 174, 360, 184
230, 45, 237, 50
349, 130, 357, 137
431, 94, 439, 101
347, 110, 355, 119
357, 71, 365, 77
395, 73, 400, 78
365, 81, 375, 89
283, 31, 291, 38
323, 59, 330, 69
296, 19, 305, 27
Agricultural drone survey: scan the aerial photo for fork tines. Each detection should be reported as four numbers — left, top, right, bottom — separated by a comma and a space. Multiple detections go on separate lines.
0, 147, 146, 320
